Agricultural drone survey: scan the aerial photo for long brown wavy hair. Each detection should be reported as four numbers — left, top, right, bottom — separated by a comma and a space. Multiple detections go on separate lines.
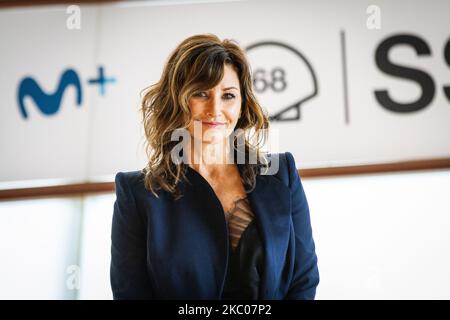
140, 33, 270, 199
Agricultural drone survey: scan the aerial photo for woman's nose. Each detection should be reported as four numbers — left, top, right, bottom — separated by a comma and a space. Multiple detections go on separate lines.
205, 95, 222, 115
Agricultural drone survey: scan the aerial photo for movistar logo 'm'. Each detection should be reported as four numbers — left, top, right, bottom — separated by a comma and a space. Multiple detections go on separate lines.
17, 69, 82, 119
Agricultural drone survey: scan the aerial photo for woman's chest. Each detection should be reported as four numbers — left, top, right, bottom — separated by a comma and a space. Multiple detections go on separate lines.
207, 176, 248, 215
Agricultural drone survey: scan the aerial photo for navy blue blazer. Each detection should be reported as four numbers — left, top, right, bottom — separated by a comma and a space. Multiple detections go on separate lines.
110, 151, 319, 299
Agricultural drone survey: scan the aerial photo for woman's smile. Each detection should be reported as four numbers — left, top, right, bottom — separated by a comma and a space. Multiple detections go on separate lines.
202, 120, 226, 128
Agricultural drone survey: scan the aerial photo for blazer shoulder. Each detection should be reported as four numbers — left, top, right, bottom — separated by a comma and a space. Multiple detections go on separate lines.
114, 170, 145, 196
265, 151, 288, 175
265, 151, 298, 189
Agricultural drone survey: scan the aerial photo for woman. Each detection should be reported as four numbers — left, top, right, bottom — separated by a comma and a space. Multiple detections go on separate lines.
110, 33, 319, 299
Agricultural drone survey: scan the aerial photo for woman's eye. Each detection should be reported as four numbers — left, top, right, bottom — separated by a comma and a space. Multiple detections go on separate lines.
224, 93, 236, 100
193, 92, 207, 97
192, 92, 235, 99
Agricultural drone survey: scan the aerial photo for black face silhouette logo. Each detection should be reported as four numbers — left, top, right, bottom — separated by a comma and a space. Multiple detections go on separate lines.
245, 41, 319, 121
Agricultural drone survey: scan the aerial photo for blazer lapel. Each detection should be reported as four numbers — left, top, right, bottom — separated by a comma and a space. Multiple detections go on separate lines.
247, 173, 291, 299
183, 163, 292, 299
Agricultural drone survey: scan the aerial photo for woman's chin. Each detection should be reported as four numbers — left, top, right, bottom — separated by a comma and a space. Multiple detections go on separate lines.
190, 136, 226, 145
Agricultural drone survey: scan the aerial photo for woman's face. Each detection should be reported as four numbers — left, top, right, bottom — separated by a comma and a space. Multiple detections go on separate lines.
187, 64, 242, 145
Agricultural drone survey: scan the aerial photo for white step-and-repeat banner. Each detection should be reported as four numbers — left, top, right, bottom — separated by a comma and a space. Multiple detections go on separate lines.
1, 0, 449, 183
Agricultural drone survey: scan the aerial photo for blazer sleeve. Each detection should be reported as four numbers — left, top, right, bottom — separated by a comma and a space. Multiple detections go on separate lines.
110, 172, 153, 299
284, 152, 320, 300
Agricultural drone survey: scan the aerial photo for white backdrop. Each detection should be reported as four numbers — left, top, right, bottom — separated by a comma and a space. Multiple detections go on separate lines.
1, 0, 449, 183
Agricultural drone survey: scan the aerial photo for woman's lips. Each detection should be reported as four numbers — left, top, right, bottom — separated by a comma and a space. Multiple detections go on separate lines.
202, 121, 226, 128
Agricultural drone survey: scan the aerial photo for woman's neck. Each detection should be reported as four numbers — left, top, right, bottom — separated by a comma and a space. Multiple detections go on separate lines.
186, 138, 235, 179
